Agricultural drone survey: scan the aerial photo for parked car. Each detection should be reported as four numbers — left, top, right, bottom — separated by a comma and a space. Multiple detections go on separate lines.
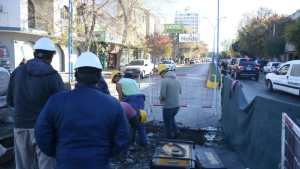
190, 59, 196, 64
0, 67, 10, 96
231, 58, 260, 81
124, 59, 154, 79
265, 60, 300, 96
159, 60, 176, 71
263, 62, 281, 74
228, 58, 237, 74
255, 59, 268, 72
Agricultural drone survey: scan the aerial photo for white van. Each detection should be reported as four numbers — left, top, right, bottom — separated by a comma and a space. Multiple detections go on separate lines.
265, 60, 300, 96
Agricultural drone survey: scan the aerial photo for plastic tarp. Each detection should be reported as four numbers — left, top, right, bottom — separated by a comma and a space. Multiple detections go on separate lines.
221, 77, 300, 169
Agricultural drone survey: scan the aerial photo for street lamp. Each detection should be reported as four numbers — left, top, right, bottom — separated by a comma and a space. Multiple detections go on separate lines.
216, 0, 220, 63
68, 0, 73, 83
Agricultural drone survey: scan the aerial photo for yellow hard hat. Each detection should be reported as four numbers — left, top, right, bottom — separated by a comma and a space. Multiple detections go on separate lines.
158, 64, 169, 75
111, 70, 121, 80
139, 110, 148, 123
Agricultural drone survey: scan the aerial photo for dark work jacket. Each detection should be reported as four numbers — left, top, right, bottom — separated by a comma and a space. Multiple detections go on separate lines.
6, 58, 65, 128
97, 76, 110, 95
35, 84, 130, 169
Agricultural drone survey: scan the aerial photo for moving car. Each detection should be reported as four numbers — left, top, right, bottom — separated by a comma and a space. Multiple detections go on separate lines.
231, 58, 260, 81
159, 60, 176, 71
265, 60, 300, 96
263, 62, 281, 74
124, 59, 154, 79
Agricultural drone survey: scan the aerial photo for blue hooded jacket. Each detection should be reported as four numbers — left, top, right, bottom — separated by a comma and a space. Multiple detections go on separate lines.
6, 58, 65, 128
35, 84, 130, 169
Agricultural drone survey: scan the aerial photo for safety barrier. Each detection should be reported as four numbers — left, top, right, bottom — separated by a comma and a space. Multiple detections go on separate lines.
221, 77, 300, 169
206, 63, 220, 89
281, 113, 300, 169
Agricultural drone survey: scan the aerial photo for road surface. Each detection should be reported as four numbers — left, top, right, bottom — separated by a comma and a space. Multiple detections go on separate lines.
139, 63, 220, 129
237, 74, 299, 106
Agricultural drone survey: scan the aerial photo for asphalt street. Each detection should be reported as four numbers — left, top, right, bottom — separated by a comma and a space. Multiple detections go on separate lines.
235, 73, 299, 106
138, 63, 221, 129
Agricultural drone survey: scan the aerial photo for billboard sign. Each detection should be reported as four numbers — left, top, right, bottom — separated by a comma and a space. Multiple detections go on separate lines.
164, 24, 184, 33
179, 34, 200, 43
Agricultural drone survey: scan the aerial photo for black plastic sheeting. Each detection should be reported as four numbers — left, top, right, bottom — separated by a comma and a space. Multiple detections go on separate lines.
221, 77, 300, 169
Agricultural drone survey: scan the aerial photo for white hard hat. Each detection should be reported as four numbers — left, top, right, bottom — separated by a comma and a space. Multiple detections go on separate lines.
33, 37, 56, 52
74, 52, 103, 69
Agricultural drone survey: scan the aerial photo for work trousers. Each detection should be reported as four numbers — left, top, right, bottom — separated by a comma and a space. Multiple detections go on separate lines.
163, 107, 180, 139
14, 128, 56, 169
129, 115, 147, 146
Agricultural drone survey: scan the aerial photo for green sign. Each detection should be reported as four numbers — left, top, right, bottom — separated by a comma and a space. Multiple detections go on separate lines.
164, 24, 184, 33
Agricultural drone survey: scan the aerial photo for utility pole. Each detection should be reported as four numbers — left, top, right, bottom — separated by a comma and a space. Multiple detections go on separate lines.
216, 0, 220, 63
68, 0, 73, 83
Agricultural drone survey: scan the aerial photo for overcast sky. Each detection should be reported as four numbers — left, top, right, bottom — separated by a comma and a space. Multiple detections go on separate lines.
144, 0, 300, 51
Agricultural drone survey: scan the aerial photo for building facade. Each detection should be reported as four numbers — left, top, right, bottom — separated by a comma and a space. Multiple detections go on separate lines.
0, 0, 78, 75
175, 11, 199, 33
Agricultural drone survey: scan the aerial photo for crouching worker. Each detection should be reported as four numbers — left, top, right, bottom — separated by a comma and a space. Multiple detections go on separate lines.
120, 102, 148, 145
35, 52, 130, 169
112, 72, 148, 147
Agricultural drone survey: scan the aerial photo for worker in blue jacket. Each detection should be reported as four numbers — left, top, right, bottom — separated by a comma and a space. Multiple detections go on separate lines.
112, 72, 147, 147
35, 52, 130, 169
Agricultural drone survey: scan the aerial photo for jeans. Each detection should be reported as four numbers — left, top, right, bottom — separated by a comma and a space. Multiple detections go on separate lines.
163, 107, 180, 139
14, 128, 56, 169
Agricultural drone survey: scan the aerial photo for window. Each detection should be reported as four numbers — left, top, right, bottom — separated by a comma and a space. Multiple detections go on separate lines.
28, 0, 35, 28
61, 6, 69, 20
278, 64, 290, 75
290, 64, 300, 77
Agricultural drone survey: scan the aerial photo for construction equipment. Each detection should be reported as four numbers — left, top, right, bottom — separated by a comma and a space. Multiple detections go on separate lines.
150, 140, 195, 169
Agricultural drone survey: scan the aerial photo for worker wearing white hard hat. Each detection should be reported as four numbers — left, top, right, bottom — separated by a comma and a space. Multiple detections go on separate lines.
35, 51, 130, 169
7, 37, 65, 169
33, 37, 57, 62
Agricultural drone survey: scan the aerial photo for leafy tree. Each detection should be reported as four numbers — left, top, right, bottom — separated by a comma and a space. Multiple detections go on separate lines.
236, 8, 289, 58
285, 18, 300, 55
146, 33, 173, 60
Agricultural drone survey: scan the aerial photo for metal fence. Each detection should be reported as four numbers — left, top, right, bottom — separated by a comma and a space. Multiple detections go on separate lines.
141, 72, 220, 129
281, 113, 300, 169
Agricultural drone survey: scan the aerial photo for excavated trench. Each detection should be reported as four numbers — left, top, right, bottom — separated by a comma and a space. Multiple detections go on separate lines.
0, 108, 225, 169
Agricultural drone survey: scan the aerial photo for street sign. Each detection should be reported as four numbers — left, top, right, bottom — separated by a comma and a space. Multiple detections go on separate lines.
164, 24, 184, 33
179, 34, 200, 43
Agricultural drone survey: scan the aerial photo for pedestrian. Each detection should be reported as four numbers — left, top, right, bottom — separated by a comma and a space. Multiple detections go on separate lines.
6, 37, 65, 169
112, 71, 148, 147
159, 64, 182, 139
35, 52, 130, 169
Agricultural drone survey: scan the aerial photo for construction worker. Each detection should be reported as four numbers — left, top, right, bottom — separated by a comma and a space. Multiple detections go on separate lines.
74, 57, 110, 95
35, 52, 130, 169
111, 71, 140, 100
112, 71, 147, 146
7, 37, 65, 169
120, 101, 138, 144
159, 64, 182, 139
